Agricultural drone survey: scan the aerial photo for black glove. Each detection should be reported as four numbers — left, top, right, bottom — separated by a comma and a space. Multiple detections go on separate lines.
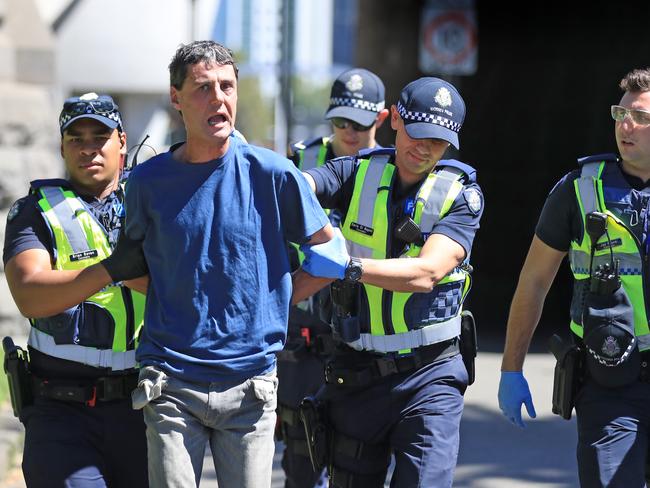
101, 231, 148, 282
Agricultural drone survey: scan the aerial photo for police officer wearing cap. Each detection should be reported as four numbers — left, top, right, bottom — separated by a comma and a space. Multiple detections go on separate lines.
280, 68, 389, 488
499, 67, 650, 487
294, 77, 483, 487
3, 93, 148, 487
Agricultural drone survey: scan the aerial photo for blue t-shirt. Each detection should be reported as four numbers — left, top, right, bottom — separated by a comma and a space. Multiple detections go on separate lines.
125, 136, 329, 385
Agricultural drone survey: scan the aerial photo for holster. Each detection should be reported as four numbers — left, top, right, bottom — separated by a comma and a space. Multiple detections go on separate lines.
330, 280, 360, 343
548, 334, 583, 420
459, 310, 478, 385
2, 336, 33, 418
299, 395, 330, 473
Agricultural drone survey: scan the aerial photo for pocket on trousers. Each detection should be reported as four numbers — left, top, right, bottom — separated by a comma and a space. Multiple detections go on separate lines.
251, 372, 278, 404
132, 365, 167, 410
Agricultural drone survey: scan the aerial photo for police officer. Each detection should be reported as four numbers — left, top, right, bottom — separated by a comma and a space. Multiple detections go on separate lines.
3, 93, 148, 487
296, 77, 484, 487
498, 67, 650, 487
280, 67, 388, 488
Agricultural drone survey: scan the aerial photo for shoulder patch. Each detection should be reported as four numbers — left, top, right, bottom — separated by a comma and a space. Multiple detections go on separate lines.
463, 188, 482, 215
7, 197, 27, 222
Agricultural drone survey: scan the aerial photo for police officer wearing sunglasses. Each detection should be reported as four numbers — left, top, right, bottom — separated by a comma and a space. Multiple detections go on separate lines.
294, 77, 483, 487
499, 67, 650, 487
280, 68, 389, 488
2, 93, 149, 486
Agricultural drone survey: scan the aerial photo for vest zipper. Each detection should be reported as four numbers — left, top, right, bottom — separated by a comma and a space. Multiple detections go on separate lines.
382, 179, 397, 336
121, 287, 136, 350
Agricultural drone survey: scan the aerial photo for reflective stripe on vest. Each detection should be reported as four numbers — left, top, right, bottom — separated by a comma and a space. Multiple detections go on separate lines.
28, 328, 137, 370
297, 137, 330, 171
341, 156, 469, 353
30, 186, 145, 369
569, 161, 650, 350
347, 314, 461, 353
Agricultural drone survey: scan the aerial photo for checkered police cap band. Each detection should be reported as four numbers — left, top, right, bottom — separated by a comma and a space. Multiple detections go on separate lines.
59, 98, 123, 133
59, 110, 122, 129
397, 101, 461, 133
330, 97, 385, 113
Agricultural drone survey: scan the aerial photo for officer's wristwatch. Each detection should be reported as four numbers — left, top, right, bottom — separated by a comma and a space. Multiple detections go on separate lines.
344, 257, 363, 283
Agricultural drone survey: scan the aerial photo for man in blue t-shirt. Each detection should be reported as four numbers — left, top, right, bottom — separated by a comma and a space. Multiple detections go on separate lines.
121, 41, 333, 487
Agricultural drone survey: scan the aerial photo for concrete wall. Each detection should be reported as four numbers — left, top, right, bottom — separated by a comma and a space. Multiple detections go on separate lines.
0, 0, 60, 338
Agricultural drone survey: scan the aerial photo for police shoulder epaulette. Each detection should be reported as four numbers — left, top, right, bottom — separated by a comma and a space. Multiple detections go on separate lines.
29, 178, 71, 193
357, 146, 395, 159
436, 159, 477, 184
577, 153, 619, 166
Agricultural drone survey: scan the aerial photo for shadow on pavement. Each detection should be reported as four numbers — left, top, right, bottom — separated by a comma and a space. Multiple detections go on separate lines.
456, 403, 579, 487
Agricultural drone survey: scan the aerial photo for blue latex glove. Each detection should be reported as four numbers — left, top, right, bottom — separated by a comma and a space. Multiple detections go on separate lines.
300, 228, 350, 279
498, 371, 537, 428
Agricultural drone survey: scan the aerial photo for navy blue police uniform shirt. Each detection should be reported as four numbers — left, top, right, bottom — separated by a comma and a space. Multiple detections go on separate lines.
3, 181, 126, 379
306, 155, 483, 258
536, 164, 650, 250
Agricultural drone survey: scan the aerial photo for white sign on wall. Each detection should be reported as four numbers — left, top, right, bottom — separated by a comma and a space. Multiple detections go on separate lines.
419, 0, 477, 76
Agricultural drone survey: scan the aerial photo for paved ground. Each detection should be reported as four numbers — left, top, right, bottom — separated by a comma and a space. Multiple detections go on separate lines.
0, 342, 580, 487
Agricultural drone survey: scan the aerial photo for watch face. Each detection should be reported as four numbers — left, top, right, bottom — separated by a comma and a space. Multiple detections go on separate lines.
346, 261, 362, 282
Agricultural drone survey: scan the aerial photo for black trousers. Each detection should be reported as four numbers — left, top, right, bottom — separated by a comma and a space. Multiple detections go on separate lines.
21, 395, 147, 488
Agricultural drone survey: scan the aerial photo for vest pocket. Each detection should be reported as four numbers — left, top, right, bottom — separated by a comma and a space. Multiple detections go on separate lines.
33, 308, 77, 344
76, 302, 116, 348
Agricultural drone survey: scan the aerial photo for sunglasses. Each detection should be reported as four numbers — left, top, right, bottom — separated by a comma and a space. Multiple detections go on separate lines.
62, 99, 118, 117
331, 117, 375, 132
611, 105, 650, 126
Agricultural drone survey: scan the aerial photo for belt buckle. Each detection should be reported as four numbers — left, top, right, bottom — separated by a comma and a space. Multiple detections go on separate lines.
96, 376, 123, 402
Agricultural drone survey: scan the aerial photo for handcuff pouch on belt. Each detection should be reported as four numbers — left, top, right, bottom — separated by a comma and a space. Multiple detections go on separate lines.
459, 310, 478, 385
548, 333, 584, 420
299, 395, 330, 473
330, 280, 360, 343
2, 336, 33, 418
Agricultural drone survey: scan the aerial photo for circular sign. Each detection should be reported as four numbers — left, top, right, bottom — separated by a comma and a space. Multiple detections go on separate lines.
422, 12, 477, 65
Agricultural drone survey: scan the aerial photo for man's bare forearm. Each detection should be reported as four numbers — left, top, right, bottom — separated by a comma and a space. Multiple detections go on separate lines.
291, 269, 332, 305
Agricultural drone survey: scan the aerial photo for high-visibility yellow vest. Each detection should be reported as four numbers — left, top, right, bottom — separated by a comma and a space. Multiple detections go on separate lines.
292, 136, 331, 171
569, 159, 650, 351
340, 152, 474, 354
28, 184, 146, 370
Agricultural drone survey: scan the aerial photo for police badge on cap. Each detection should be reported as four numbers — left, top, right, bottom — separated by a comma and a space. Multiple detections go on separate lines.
325, 68, 386, 127
397, 77, 466, 150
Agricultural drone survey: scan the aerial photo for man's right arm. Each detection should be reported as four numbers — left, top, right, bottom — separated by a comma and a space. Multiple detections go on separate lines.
501, 236, 567, 371
498, 235, 567, 428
